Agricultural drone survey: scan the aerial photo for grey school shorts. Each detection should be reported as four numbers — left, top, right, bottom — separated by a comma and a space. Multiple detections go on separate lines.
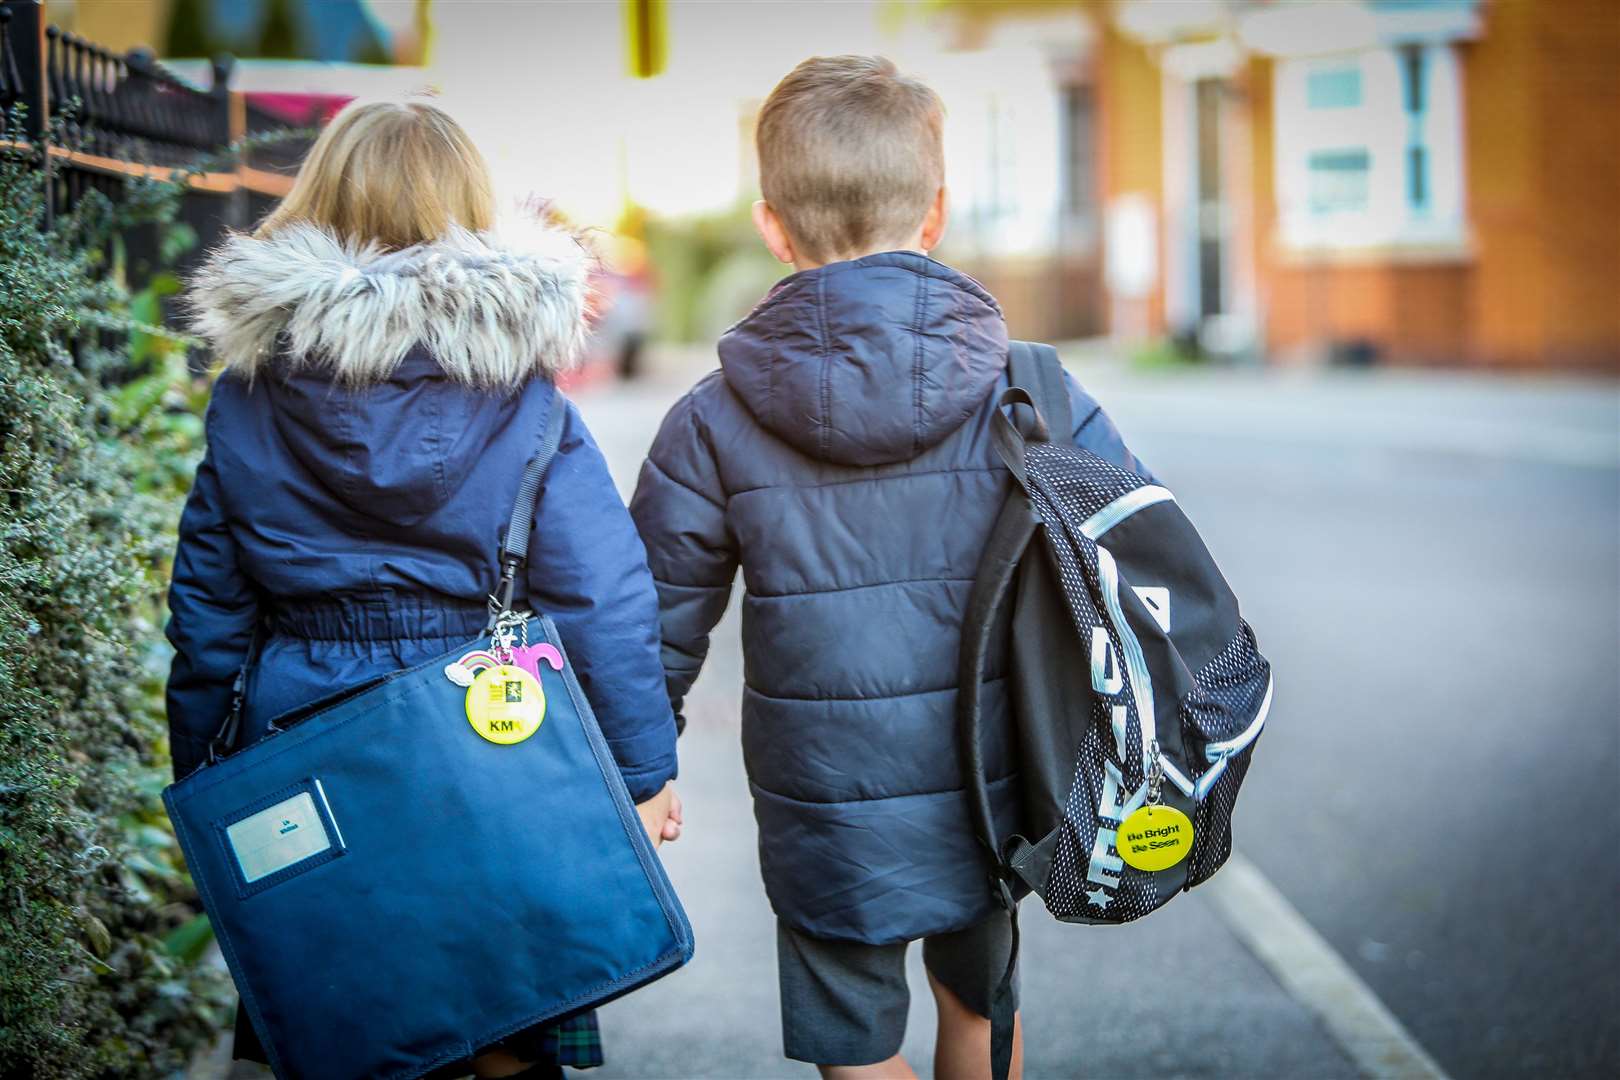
776, 912, 1020, 1066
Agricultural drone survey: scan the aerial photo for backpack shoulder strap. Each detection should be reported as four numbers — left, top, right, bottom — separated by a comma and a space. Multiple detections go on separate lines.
1006, 341, 1073, 443
967, 352, 1059, 1080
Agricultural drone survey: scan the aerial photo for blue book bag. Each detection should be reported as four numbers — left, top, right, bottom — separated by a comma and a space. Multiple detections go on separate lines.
163, 395, 692, 1079
958, 343, 1273, 1079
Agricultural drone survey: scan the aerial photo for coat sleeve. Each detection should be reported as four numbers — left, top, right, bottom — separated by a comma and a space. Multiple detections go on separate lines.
627, 389, 737, 733
526, 397, 678, 803
165, 409, 259, 781
1063, 371, 1156, 483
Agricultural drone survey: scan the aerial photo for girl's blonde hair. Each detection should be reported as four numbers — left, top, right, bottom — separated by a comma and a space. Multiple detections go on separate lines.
256, 98, 495, 250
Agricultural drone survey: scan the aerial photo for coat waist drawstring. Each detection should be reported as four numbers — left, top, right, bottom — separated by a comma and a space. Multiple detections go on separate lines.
265, 596, 490, 643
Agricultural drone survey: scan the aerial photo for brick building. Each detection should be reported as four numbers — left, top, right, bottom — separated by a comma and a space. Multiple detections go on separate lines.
946, 0, 1615, 370
1087, 0, 1620, 370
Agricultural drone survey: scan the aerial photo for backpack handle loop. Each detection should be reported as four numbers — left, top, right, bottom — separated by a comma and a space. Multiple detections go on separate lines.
994, 338, 1070, 490
992, 387, 1044, 490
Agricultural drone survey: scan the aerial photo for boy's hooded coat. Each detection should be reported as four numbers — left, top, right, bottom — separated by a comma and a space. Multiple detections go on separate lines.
631, 252, 1150, 944
167, 224, 677, 801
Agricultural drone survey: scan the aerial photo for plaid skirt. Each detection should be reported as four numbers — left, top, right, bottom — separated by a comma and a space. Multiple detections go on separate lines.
502, 1010, 605, 1069
232, 1005, 604, 1070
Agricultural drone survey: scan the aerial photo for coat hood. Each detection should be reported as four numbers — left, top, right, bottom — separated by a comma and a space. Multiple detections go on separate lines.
718, 252, 1010, 467
187, 221, 591, 389
254, 349, 535, 528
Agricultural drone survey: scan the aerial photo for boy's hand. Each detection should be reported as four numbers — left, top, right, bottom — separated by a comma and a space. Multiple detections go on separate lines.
635, 782, 683, 846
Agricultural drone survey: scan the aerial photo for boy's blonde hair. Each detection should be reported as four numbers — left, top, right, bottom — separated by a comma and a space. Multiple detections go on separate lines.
756, 55, 944, 265
256, 98, 495, 250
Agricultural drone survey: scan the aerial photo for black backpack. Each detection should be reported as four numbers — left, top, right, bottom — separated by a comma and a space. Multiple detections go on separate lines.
958, 343, 1273, 1077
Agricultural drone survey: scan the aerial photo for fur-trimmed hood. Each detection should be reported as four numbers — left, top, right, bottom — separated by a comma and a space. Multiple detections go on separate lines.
187, 222, 591, 389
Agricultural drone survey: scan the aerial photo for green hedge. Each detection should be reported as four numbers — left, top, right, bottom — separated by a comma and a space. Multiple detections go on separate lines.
0, 138, 231, 1075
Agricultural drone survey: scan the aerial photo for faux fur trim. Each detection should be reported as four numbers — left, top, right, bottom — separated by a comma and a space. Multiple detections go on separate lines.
186, 221, 592, 389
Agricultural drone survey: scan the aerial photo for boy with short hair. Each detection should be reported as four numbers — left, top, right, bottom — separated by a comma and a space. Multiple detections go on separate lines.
630, 55, 1151, 1079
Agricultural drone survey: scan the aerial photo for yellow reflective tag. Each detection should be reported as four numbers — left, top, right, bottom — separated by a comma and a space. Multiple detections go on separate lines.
464, 665, 545, 744
1117, 803, 1194, 872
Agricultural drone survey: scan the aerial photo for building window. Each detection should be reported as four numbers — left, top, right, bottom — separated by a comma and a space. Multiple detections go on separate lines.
1408, 145, 1428, 208
979, 95, 1019, 224
1274, 45, 1466, 251
1059, 84, 1096, 222
1307, 66, 1362, 109
1308, 150, 1371, 214
1401, 46, 1426, 114
1401, 45, 1429, 211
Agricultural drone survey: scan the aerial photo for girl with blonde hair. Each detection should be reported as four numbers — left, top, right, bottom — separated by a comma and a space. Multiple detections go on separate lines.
169, 98, 681, 1079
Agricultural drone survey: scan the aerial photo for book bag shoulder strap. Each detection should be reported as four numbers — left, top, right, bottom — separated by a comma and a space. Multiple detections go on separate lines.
488, 388, 567, 626
1007, 340, 1073, 442
502, 389, 567, 568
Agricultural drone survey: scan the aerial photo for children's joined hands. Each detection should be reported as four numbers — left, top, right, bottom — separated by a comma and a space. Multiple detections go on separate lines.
635, 782, 683, 846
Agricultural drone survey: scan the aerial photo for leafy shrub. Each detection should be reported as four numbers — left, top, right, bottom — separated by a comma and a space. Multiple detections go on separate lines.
0, 133, 231, 1076
641, 202, 781, 344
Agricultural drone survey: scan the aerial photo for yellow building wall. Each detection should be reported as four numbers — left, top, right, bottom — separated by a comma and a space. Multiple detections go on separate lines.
53, 0, 173, 54
1464, 0, 1541, 366
1096, 18, 1165, 335
1467, 0, 1620, 370
1247, 55, 1280, 355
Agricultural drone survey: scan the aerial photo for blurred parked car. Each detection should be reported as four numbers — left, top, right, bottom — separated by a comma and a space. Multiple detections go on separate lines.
584, 261, 654, 380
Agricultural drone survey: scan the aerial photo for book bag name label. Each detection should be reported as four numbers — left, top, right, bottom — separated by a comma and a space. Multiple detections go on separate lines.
226, 792, 332, 883
1117, 804, 1194, 872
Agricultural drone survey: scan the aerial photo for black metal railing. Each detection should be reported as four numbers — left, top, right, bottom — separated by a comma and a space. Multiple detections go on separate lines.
0, 0, 313, 225
244, 96, 317, 175
44, 28, 226, 166
0, 0, 320, 373
0, 7, 27, 119
0, 0, 44, 139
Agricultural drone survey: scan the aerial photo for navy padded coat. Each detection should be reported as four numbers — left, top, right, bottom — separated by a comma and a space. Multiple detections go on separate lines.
630, 252, 1150, 944
166, 224, 677, 802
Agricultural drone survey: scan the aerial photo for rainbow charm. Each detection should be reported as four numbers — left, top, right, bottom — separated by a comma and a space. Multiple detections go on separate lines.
444, 649, 503, 688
